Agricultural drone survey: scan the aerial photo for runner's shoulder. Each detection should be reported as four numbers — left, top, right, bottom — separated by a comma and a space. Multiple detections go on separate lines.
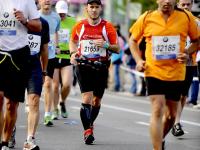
40, 17, 49, 27
175, 7, 194, 21
136, 10, 154, 22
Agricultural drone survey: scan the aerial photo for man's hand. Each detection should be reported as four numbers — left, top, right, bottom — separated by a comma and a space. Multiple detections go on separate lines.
136, 60, 146, 72
70, 52, 78, 65
93, 39, 105, 48
177, 52, 187, 64
13, 8, 27, 25
56, 47, 61, 55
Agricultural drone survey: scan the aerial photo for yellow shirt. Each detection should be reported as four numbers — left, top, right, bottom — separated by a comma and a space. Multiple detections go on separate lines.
130, 9, 199, 81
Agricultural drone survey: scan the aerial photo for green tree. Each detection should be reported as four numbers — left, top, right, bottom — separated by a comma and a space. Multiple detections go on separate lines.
130, 0, 157, 12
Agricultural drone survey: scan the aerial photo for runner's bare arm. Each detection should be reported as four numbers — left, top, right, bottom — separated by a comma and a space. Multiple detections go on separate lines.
13, 9, 41, 32
129, 35, 145, 72
106, 43, 119, 54
40, 43, 49, 73
69, 39, 78, 64
93, 39, 119, 54
186, 39, 199, 55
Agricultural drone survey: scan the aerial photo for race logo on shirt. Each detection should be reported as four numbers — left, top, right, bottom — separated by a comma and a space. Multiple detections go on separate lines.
27, 34, 41, 55
0, 12, 17, 36
80, 40, 106, 58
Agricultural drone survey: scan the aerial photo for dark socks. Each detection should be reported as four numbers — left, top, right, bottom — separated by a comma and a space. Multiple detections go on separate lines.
90, 105, 100, 126
80, 103, 91, 130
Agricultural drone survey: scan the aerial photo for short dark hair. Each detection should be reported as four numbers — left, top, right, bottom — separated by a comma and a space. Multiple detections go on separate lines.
177, 0, 193, 3
87, 0, 102, 5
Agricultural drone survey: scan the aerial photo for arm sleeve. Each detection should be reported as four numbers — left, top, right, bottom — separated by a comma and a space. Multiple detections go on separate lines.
55, 14, 61, 32
27, 0, 40, 20
196, 19, 200, 38
187, 11, 199, 41
105, 22, 118, 45
41, 18, 50, 45
71, 22, 82, 42
129, 11, 148, 42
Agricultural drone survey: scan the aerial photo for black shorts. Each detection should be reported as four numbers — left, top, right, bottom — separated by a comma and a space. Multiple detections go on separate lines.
75, 63, 109, 98
146, 77, 183, 101
0, 46, 31, 102
47, 58, 56, 79
54, 58, 71, 68
197, 61, 200, 80
181, 66, 196, 96
27, 55, 43, 96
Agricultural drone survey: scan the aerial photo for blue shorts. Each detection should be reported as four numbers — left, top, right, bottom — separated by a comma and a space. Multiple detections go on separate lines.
27, 55, 43, 96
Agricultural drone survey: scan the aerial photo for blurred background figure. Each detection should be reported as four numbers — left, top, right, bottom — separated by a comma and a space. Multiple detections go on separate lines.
109, 24, 126, 92
52, 0, 76, 119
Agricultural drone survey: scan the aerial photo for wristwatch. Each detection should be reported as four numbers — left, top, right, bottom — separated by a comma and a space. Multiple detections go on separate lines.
22, 19, 28, 26
103, 42, 109, 49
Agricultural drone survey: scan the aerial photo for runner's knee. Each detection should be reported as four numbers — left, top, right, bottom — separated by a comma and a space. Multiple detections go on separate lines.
5, 100, 19, 113
28, 94, 40, 107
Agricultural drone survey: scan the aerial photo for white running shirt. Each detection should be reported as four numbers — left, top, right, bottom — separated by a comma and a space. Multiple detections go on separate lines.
0, 0, 40, 51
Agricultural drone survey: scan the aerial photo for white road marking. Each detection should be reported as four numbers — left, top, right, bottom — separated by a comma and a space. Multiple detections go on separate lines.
136, 121, 150, 126
102, 104, 150, 116
181, 120, 200, 127
136, 121, 190, 134
71, 106, 103, 115
69, 97, 200, 127
105, 93, 150, 104
104, 94, 200, 112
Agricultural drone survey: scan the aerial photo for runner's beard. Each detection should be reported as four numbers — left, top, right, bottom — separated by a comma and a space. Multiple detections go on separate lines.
162, 4, 174, 14
91, 14, 100, 21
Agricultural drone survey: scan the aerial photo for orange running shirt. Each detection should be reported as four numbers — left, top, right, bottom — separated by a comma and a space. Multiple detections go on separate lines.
130, 9, 199, 81
71, 19, 118, 60
185, 16, 200, 66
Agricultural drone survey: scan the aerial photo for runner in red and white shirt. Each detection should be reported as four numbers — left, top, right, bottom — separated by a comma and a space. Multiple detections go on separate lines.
69, 0, 119, 145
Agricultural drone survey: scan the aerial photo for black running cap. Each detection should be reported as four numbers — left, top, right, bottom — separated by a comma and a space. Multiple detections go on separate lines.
87, 0, 102, 5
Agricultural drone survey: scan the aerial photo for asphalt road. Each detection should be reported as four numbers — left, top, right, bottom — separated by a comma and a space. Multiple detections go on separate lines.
13, 89, 200, 150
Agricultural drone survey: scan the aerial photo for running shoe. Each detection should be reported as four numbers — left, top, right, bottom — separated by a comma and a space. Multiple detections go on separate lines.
84, 128, 95, 145
23, 137, 40, 150
8, 126, 16, 148
60, 102, 68, 118
171, 123, 184, 136
193, 103, 200, 109
1, 146, 10, 150
44, 115, 53, 126
51, 109, 59, 120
